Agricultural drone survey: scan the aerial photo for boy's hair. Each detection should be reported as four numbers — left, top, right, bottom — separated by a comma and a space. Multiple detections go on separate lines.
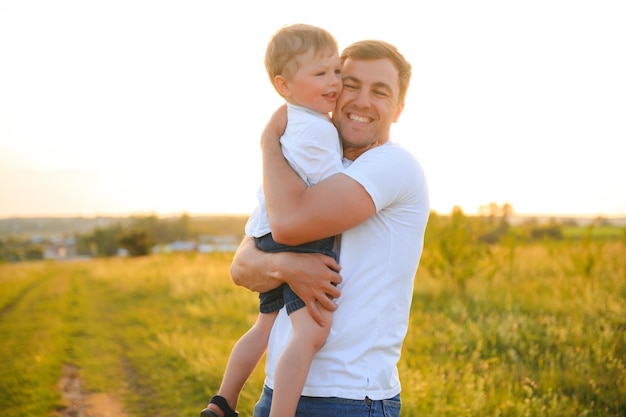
265, 24, 338, 90
340, 40, 412, 105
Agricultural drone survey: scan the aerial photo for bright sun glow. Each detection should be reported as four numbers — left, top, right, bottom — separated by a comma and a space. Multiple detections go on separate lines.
1, 0, 625, 218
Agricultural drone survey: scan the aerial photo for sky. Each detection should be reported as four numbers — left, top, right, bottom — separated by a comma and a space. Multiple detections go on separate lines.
1, 0, 625, 219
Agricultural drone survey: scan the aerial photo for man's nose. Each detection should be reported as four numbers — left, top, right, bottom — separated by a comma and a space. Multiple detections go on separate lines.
352, 88, 370, 107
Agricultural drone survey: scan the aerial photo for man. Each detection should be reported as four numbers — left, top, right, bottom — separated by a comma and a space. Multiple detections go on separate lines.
231, 39, 430, 417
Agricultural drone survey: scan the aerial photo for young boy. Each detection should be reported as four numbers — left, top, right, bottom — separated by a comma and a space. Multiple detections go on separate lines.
201, 24, 343, 417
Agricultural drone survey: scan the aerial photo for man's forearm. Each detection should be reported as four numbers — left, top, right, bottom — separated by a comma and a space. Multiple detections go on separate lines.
260, 107, 309, 244
260, 106, 376, 245
230, 236, 283, 293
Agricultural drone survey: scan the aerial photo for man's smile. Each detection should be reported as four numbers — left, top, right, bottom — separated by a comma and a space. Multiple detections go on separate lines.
348, 114, 372, 123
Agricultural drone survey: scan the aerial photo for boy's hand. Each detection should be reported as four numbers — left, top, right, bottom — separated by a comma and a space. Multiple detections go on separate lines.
261, 104, 288, 150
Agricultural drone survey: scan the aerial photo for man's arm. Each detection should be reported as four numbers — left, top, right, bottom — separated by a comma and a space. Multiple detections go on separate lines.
231, 236, 342, 325
261, 106, 376, 246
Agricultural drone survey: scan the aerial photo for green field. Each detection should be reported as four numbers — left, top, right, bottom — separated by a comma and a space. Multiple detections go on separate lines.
0, 242, 624, 416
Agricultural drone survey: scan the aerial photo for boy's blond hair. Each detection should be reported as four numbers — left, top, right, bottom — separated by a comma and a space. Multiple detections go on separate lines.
265, 24, 338, 93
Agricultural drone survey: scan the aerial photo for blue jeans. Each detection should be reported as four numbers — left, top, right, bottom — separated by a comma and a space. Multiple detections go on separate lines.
253, 385, 401, 417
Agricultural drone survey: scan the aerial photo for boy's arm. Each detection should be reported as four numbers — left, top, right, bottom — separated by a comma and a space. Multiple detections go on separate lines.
231, 236, 342, 325
262, 106, 376, 246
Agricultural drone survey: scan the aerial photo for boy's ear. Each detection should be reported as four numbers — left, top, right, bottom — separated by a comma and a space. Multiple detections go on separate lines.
274, 75, 291, 97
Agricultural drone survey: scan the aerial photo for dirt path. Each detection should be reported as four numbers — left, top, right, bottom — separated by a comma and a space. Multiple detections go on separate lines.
56, 363, 129, 417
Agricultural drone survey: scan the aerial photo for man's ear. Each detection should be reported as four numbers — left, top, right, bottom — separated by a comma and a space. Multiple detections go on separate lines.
393, 101, 405, 123
274, 75, 291, 97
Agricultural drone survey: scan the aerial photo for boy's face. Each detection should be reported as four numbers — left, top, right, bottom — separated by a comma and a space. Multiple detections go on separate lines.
281, 49, 342, 114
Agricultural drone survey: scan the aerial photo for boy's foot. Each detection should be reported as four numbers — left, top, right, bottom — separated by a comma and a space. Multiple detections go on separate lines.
200, 395, 238, 417
200, 408, 220, 417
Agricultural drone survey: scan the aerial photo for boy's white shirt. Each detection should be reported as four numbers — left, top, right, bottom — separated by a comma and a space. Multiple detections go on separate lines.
264, 141, 430, 400
245, 103, 344, 238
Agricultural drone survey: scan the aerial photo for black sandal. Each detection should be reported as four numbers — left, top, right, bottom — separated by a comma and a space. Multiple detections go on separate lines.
200, 395, 238, 417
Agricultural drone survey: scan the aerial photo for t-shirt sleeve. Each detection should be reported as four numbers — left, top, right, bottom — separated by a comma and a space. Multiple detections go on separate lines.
342, 144, 427, 212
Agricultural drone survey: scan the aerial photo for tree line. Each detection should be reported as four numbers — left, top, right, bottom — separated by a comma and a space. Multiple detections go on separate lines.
0, 214, 248, 261
0, 205, 622, 263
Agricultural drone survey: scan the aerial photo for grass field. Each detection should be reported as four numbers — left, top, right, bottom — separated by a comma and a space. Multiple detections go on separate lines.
0, 242, 624, 416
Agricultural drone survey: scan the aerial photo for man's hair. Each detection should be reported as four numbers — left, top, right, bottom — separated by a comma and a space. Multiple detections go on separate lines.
265, 24, 338, 87
340, 40, 412, 105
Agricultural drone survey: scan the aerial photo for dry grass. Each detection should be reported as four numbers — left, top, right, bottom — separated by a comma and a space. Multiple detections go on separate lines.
0, 242, 624, 416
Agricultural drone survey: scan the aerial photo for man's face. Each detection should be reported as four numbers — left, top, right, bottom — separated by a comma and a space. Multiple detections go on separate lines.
332, 57, 405, 160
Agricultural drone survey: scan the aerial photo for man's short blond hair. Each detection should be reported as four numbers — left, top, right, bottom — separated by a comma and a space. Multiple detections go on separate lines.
340, 40, 412, 105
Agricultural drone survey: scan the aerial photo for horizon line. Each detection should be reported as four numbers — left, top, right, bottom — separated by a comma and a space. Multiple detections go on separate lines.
1, 210, 625, 220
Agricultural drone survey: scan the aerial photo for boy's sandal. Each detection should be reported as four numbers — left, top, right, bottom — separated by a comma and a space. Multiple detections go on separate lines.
200, 395, 239, 417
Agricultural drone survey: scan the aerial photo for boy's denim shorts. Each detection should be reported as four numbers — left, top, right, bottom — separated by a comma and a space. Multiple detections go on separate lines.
255, 233, 336, 315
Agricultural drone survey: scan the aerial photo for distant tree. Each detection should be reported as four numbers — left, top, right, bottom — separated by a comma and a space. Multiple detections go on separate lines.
562, 218, 579, 227
0, 236, 38, 262
118, 230, 155, 257
177, 212, 192, 239
0, 239, 13, 262
80, 224, 124, 257
478, 202, 513, 244
422, 206, 490, 293
24, 245, 44, 260
519, 218, 564, 242
529, 224, 563, 241
191, 215, 248, 236
158, 213, 193, 242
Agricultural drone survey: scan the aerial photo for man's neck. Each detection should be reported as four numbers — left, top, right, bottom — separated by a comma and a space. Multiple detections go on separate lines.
343, 139, 388, 160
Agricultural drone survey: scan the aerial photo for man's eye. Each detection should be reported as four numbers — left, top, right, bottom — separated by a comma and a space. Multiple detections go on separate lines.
343, 84, 356, 89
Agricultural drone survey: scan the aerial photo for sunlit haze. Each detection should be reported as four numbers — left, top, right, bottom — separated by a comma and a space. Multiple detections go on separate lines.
1, 0, 625, 219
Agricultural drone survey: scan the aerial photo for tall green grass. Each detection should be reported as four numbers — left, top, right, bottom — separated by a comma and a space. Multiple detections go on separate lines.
0, 243, 624, 416
403, 242, 625, 416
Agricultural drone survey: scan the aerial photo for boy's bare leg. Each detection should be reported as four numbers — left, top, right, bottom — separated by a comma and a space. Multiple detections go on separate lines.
269, 303, 332, 417
206, 311, 278, 417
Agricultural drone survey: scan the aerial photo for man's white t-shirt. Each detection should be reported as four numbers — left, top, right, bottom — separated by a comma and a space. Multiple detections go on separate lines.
264, 141, 430, 400
245, 104, 344, 238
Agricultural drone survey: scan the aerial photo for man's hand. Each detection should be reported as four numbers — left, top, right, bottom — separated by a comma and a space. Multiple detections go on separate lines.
231, 236, 342, 326
273, 251, 342, 326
